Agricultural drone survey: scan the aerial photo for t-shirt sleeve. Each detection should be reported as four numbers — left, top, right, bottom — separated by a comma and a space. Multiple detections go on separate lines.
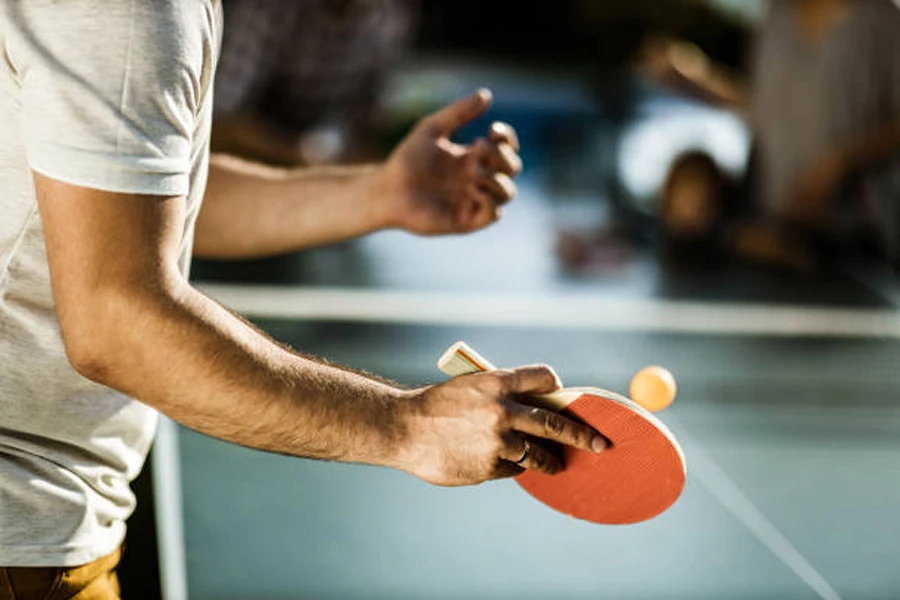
9, 0, 204, 196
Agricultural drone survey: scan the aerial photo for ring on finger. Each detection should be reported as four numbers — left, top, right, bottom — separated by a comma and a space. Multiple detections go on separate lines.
514, 437, 530, 465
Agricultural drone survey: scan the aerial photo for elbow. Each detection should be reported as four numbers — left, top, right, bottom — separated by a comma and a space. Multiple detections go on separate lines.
62, 321, 117, 385
57, 286, 159, 386
56, 269, 186, 387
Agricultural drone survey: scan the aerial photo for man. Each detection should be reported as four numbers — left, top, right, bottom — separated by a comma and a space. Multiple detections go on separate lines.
0, 2, 606, 597
650, 0, 900, 271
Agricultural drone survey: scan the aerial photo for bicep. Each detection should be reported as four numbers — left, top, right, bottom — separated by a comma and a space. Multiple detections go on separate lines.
33, 172, 187, 358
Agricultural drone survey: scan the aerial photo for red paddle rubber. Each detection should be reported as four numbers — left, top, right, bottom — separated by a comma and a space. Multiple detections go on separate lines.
516, 393, 685, 524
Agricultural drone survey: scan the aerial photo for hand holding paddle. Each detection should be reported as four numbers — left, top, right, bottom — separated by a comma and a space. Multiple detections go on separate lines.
398, 359, 606, 487
437, 341, 686, 524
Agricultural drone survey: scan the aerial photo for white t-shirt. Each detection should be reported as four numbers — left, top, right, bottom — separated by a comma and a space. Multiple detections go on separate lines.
0, 0, 220, 566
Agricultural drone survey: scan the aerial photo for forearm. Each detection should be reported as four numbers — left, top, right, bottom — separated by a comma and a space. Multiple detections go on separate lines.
195, 154, 395, 259
640, 37, 748, 112
77, 275, 413, 467
665, 61, 747, 111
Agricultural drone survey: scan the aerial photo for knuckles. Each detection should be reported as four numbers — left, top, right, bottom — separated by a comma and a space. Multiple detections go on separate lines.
542, 412, 566, 437
472, 372, 505, 398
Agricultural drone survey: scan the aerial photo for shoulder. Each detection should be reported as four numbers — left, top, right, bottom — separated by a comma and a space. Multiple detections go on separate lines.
6, 0, 216, 89
6, 0, 220, 195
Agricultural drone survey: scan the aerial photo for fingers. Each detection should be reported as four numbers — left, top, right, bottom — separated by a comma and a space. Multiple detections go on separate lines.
470, 130, 521, 211
491, 458, 525, 480
494, 365, 563, 396
499, 432, 562, 475
474, 137, 522, 178
476, 172, 517, 205
488, 121, 520, 152
424, 88, 493, 136
505, 403, 608, 455
454, 190, 501, 232
419, 365, 604, 485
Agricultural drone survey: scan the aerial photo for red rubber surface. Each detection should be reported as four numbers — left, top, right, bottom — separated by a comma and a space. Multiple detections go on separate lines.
516, 393, 685, 525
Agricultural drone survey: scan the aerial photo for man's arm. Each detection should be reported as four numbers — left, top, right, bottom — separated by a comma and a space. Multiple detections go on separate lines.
639, 36, 748, 113
196, 156, 390, 258
194, 90, 523, 259
36, 173, 604, 485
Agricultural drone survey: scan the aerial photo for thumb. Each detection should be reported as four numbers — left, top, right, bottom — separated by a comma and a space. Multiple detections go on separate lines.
424, 88, 493, 136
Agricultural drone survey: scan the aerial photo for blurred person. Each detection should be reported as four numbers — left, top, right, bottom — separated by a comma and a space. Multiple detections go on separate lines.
649, 0, 900, 271
0, 2, 607, 597
212, 0, 416, 166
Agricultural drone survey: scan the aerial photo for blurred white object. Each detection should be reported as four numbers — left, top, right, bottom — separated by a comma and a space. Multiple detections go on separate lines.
617, 103, 750, 212
298, 123, 347, 165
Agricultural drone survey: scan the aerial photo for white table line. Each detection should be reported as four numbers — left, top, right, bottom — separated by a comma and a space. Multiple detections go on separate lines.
675, 422, 842, 600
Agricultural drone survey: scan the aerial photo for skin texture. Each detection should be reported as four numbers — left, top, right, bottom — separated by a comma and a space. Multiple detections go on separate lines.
34, 90, 606, 487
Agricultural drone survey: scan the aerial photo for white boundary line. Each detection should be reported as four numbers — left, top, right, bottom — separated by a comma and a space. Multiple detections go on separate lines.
675, 423, 842, 600
199, 284, 900, 338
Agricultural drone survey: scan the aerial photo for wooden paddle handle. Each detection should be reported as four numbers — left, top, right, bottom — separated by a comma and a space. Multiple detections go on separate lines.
437, 341, 496, 377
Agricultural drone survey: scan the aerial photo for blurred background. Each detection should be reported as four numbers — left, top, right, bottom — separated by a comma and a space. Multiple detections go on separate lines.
121, 0, 900, 598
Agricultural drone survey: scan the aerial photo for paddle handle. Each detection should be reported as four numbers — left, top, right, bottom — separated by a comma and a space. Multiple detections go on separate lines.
437, 341, 496, 376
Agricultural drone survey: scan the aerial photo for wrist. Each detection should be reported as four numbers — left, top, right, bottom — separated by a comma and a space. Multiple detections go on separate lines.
385, 386, 434, 477
369, 160, 412, 231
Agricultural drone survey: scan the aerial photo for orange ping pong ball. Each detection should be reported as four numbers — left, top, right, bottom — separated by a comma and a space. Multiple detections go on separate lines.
630, 366, 677, 412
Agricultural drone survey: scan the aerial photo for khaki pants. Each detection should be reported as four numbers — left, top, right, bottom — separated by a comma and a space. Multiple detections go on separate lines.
0, 548, 121, 600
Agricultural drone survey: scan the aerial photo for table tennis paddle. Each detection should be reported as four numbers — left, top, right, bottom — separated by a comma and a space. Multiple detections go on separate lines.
437, 341, 686, 525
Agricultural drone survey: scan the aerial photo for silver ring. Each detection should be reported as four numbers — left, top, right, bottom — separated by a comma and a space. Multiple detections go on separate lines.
514, 438, 530, 465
